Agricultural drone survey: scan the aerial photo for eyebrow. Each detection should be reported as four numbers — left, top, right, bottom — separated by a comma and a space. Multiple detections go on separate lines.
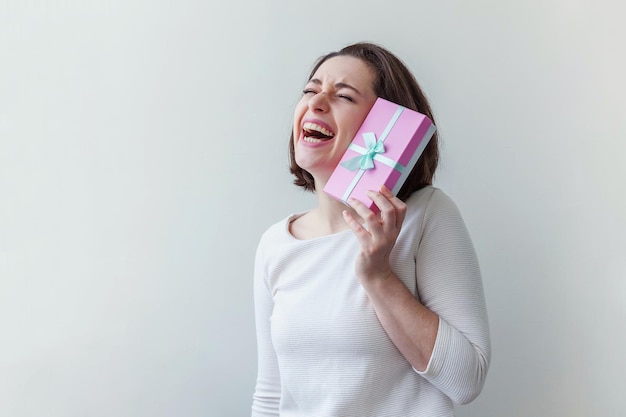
309, 78, 363, 96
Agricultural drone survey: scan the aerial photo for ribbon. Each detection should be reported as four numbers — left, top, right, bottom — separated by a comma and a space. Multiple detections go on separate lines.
341, 132, 385, 171
341, 132, 405, 172
340, 106, 405, 201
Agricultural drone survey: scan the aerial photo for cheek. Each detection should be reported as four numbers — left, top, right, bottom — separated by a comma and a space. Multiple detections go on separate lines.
294, 98, 308, 117
292, 120, 302, 141
357, 107, 372, 124
292, 101, 308, 134
345, 110, 369, 136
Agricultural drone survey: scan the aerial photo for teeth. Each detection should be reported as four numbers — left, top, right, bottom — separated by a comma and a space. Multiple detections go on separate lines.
303, 136, 324, 143
302, 122, 335, 137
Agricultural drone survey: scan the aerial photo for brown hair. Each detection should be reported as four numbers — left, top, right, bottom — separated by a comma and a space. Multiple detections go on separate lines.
289, 42, 439, 201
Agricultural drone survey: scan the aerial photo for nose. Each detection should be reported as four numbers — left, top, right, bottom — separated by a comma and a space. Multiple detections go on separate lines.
308, 91, 329, 113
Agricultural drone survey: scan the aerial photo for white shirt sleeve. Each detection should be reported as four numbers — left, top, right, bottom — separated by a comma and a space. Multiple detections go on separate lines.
251, 236, 281, 417
412, 189, 491, 404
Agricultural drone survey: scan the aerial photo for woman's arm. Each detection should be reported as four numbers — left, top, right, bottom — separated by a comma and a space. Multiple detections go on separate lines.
251, 241, 281, 417
343, 186, 490, 404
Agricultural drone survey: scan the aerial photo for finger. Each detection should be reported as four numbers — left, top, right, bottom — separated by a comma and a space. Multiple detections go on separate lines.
366, 190, 397, 234
380, 185, 407, 229
347, 197, 383, 235
342, 209, 372, 245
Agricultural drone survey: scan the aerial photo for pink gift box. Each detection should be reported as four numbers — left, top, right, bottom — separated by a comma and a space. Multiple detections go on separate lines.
323, 97, 436, 212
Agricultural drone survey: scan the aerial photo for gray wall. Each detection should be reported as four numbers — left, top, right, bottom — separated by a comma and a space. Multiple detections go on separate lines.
1, 1, 624, 416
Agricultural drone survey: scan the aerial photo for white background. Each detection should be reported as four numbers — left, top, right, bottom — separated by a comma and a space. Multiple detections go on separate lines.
1, 1, 625, 416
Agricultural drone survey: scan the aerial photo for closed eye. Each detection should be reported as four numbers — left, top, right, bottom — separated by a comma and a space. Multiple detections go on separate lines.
338, 94, 355, 102
302, 89, 317, 95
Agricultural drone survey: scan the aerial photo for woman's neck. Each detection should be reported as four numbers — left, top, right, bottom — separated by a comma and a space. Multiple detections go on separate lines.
289, 183, 363, 240
314, 192, 352, 233
313, 181, 365, 232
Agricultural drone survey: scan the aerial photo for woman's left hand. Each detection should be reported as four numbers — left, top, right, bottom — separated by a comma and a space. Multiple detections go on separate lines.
342, 185, 407, 283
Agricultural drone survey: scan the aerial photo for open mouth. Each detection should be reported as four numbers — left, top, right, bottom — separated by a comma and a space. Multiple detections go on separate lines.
302, 122, 335, 143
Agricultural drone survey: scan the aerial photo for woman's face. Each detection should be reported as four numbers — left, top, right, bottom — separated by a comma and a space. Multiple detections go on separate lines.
293, 55, 377, 185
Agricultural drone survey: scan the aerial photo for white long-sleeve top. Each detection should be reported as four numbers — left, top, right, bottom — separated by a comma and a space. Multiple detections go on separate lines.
252, 187, 491, 417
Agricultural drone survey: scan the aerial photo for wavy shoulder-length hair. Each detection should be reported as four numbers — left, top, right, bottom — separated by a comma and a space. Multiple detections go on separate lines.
289, 42, 439, 202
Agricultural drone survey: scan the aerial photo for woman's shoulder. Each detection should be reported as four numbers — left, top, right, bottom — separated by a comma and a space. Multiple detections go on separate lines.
257, 211, 308, 246
403, 186, 466, 227
405, 186, 457, 211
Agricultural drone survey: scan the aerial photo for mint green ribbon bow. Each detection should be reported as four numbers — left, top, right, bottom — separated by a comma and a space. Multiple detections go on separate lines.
341, 132, 385, 171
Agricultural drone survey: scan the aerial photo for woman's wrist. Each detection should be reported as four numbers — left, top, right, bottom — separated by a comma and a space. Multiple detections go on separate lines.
358, 266, 398, 290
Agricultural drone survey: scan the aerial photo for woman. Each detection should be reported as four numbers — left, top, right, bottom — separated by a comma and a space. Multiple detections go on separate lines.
252, 42, 491, 417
